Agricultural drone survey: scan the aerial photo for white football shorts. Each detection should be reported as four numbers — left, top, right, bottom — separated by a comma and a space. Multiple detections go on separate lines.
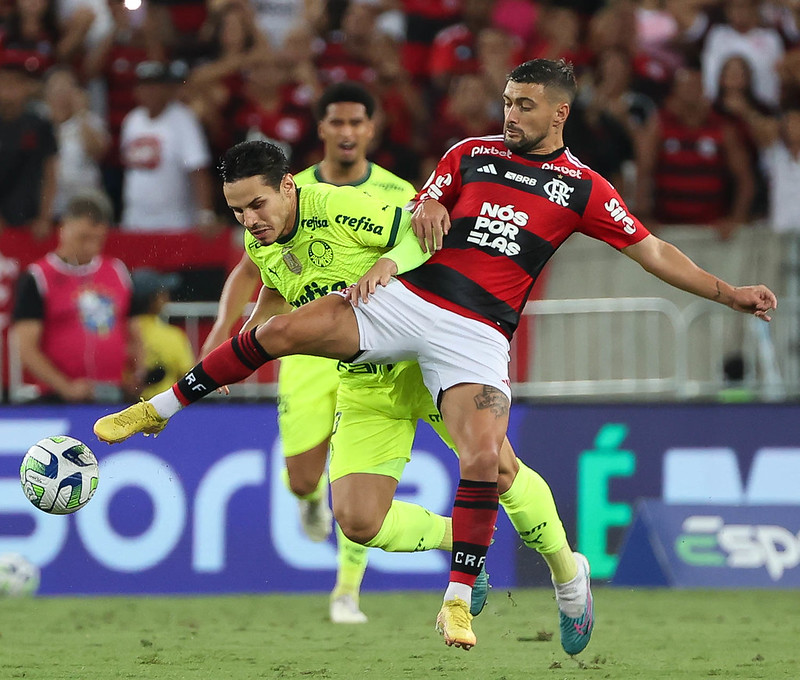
347, 278, 511, 404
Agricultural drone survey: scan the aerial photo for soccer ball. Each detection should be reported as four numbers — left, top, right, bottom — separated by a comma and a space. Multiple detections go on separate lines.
0, 553, 40, 597
20, 436, 99, 514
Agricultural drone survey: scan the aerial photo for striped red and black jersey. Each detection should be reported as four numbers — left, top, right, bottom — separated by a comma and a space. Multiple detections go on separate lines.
653, 109, 728, 225
400, 135, 650, 339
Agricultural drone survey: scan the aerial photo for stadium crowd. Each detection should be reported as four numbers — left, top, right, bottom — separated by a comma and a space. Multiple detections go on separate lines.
2, 0, 800, 400
3, 0, 800, 232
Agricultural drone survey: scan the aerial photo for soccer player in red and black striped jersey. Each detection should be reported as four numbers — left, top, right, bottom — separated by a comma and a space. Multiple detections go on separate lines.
95, 59, 778, 651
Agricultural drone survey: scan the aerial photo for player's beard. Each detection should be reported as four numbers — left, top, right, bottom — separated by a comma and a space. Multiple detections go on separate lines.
503, 128, 547, 155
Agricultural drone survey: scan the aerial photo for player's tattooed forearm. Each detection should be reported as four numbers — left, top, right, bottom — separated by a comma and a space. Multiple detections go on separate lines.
474, 386, 509, 417
714, 280, 722, 299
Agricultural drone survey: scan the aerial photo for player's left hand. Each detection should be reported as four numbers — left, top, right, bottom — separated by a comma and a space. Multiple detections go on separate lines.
730, 284, 778, 321
348, 258, 397, 306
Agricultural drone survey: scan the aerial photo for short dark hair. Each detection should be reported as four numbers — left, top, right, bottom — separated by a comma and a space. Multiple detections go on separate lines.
315, 81, 376, 120
219, 141, 289, 190
64, 189, 113, 224
507, 59, 577, 103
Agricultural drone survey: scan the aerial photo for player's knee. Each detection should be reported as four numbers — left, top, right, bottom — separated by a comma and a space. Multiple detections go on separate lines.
334, 508, 380, 545
458, 440, 502, 480
258, 315, 295, 355
288, 477, 318, 498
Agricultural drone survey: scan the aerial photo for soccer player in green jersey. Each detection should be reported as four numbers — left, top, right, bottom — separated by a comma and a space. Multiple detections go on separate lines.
97, 139, 591, 653
201, 83, 417, 624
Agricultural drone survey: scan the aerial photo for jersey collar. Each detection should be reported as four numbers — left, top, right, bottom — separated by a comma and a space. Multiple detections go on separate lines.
522, 146, 566, 162
276, 188, 301, 245
313, 162, 373, 187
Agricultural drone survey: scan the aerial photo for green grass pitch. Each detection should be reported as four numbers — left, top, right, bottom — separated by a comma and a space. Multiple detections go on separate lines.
1, 588, 797, 679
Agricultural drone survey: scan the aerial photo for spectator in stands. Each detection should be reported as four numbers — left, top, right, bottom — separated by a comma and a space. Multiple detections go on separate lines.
130, 268, 194, 400
11, 190, 141, 402
368, 35, 426, 180
43, 65, 110, 217
400, 0, 462, 85
429, 0, 497, 94
315, 0, 380, 86
423, 73, 496, 178
636, 66, 755, 236
0, 0, 93, 65
120, 60, 217, 234
83, 0, 165, 219
188, 0, 270, 158
476, 26, 525, 104
742, 106, 800, 233
700, 0, 788, 108
527, 5, 592, 73
231, 52, 315, 170
713, 54, 776, 218
0, 54, 57, 239
565, 48, 655, 198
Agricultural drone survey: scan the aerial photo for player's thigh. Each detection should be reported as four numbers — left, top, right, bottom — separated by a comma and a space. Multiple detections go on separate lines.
258, 294, 360, 359
440, 383, 509, 481
331, 472, 399, 536
278, 355, 340, 457
328, 403, 416, 484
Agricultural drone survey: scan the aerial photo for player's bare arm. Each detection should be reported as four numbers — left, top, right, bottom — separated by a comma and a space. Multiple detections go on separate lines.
623, 234, 777, 320
200, 252, 261, 358
412, 199, 450, 253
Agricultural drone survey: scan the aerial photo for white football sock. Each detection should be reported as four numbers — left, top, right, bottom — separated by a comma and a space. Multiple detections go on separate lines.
149, 389, 183, 419
443, 582, 472, 605
553, 566, 587, 618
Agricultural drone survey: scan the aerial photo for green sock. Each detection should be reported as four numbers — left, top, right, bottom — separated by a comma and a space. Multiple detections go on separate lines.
332, 524, 369, 599
500, 460, 576, 581
282, 468, 325, 501
364, 500, 448, 552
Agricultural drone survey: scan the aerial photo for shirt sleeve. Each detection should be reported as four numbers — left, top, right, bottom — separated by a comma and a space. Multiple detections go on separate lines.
579, 174, 650, 250
380, 210, 431, 274
325, 186, 409, 249
413, 143, 463, 211
12, 270, 44, 321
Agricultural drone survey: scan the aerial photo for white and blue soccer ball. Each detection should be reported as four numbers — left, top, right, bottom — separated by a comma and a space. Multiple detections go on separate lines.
0, 553, 40, 597
20, 436, 99, 515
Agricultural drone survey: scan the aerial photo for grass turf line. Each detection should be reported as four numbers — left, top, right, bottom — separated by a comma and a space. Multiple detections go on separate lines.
0, 588, 797, 679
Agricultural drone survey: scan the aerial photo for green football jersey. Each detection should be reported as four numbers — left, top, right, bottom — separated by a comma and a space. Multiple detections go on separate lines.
245, 183, 424, 308
292, 162, 416, 206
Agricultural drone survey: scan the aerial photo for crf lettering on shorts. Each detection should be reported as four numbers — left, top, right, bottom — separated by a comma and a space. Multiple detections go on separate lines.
453, 552, 486, 569
334, 214, 384, 235
467, 202, 528, 256
289, 280, 347, 308
603, 198, 637, 235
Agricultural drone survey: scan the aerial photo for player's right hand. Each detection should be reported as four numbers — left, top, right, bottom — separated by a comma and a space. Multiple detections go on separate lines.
412, 199, 450, 253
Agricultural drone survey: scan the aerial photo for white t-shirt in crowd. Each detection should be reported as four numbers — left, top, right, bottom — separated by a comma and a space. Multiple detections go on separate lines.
120, 101, 210, 232
761, 141, 800, 232
250, 0, 303, 47
701, 24, 784, 107
54, 112, 108, 216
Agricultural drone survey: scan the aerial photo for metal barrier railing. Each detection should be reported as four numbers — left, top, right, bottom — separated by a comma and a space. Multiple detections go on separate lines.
5, 297, 795, 403
173, 297, 795, 401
